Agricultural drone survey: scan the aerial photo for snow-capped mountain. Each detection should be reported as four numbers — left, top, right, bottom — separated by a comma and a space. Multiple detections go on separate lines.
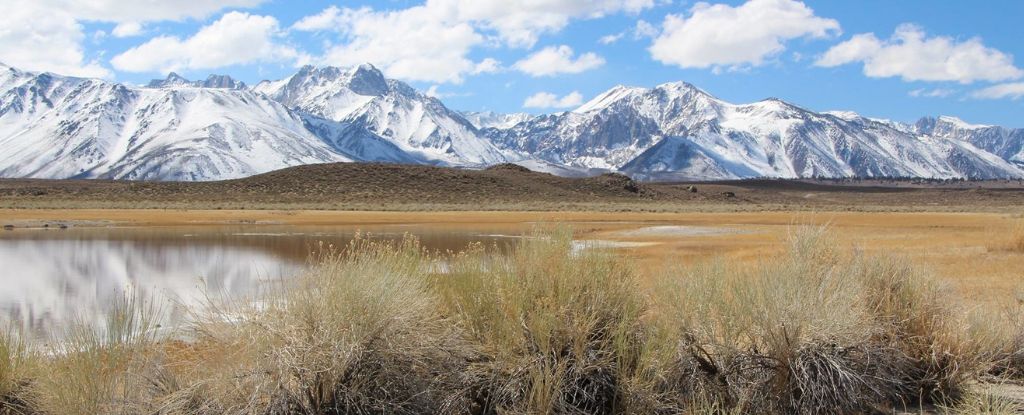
482, 82, 1024, 180
0, 64, 363, 180
146, 72, 247, 89
914, 116, 1024, 169
460, 111, 535, 130
254, 64, 506, 165
0, 61, 1021, 182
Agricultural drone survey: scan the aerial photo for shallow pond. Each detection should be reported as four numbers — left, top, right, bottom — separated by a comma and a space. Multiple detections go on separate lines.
0, 224, 524, 335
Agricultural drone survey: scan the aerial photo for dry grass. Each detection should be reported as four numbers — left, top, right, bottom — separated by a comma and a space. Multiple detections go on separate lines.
1011, 222, 1024, 253
1, 226, 1021, 414
26, 294, 166, 415
434, 228, 661, 413
0, 328, 34, 414
940, 386, 1023, 414
158, 236, 469, 414
655, 226, 987, 413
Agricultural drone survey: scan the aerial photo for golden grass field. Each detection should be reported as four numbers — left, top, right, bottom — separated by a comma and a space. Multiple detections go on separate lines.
3, 208, 1022, 309
3, 207, 1024, 413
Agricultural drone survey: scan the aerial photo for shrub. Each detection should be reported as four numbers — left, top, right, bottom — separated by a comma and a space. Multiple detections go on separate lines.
0, 327, 34, 415
28, 294, 166, 415
435, 228, 663, 414
656, 226, 982, 414
164, 236, 469, 414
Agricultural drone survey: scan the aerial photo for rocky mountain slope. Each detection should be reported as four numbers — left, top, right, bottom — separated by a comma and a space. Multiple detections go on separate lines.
481, 82, 1024, 180
254, 64, 506, 165
0, 61, 1020, 181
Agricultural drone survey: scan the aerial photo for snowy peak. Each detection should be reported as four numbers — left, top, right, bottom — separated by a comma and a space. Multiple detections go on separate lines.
146, 72, 246, 89
483, 81, 1024, 180
254, 63, 506, 166
0, 62, 1021, 182
573, 85, 645, 113
460, 111, 535, 129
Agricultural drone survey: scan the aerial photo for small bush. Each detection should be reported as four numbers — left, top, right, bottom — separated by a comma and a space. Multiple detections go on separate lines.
435, 228, 662, 414
165, 236, 469, 415
940, 386, 1023, 415
28, 294, 166, 415
656, 226, 982, 414
0, 328, 34, 414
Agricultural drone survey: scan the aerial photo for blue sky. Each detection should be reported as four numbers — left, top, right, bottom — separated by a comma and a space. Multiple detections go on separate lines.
3, 0, 1023, 126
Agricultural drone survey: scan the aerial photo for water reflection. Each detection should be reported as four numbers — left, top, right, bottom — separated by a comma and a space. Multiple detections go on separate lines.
0, 225, 519, 335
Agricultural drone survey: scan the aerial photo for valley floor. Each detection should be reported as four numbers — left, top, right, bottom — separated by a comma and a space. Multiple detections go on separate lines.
3, 208, 1022, 310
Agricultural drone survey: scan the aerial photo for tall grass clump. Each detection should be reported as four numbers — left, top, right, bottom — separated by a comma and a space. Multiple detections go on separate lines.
435, 229, 664, 414
939, 387, 1023, 415
656, 226, 982, 414
1011, 221, 1024, 253
0, 327, 34, 414
28, 294, 166, 415
982, 289, 1024, 380
166, 236, 469, 414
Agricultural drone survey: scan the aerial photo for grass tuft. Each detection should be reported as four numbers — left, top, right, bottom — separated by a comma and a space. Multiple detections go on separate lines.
27, 293, 165, 415
0, 225, 1020, 414
434, 228, 660, 413
940, 386, 1023, 415
656, 226, 984, 413
163, 236, 469, 414
0, 327, 34, 414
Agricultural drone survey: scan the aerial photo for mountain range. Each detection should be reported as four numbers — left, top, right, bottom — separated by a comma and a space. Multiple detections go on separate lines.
0, 62, 1021, 181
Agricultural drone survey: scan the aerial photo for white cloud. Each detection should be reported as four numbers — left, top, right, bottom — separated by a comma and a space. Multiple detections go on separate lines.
48, 0, 266, 23
971, 83, 1024, 100
649, 0, 839, 70
111, 22, 144, 38
291, 5, 345, 31
111, 12, 302, 73
513, 45, 604, 77
0, 0, 266, 78
443, 0, 657, 48
599, 32, 626, 45
472, 58, 502, 74
292, 1, 652, 84
633, 19, 658, 39
0, 2, 110, 78
523, 91, 584, 108
302, 5, 484, 84
816, 24, 1023, 84
599, 18, 659, 45
908, 88, 955, 98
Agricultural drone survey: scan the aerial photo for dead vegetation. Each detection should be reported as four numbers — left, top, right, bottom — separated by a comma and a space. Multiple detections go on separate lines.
1, 226, 1022, 414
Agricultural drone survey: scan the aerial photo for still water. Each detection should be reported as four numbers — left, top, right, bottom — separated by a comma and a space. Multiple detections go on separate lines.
0, 224, 522, 335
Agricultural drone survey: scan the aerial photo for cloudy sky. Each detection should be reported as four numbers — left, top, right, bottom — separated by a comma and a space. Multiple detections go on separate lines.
2, 0, 1022, 126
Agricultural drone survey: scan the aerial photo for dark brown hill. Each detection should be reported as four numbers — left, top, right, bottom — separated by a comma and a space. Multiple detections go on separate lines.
2, 162, 1023, 211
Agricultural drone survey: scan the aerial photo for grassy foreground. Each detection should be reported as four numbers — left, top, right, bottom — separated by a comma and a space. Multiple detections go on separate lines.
1, 228, 1023, 414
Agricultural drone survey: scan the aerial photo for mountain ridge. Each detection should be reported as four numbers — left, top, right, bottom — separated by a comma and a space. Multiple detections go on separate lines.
0, 62, 1021, 181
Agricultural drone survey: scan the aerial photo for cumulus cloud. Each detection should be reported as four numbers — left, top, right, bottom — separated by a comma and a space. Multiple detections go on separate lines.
523, 91, 584, 108
649, 0, 839, 70
0, 0, 266, 78
599, 32, 626, 45
908, 88, 955, 98
472, 58, 502, 74
633, 20, 659, 39
599, 19, 660, 45
513, 45, 604, 77
48, 0, 266, 23
443, 0, 657, 48
111, 12, 302, 73
0, 2, 109, 78
816, 24, 1023, 84
111, 22, 144, 38
299, 5, 484, 84
292, 1, 651, 83
971, 83, 1024, 100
